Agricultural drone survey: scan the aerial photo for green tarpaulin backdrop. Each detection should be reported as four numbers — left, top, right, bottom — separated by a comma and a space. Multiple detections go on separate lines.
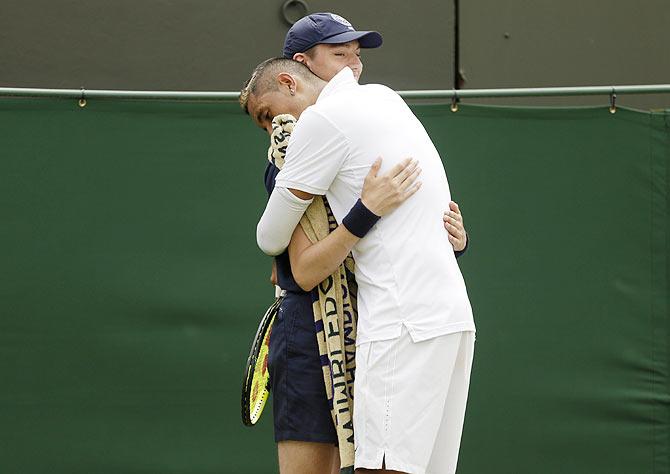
1, 98, 668, 473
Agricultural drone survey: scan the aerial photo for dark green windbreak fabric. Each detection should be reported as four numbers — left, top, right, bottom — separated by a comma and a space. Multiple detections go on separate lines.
0, 98, 668, 473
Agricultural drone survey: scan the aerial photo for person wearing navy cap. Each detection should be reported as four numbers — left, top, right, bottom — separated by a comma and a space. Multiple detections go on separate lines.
284, 12, 383, 58
244, 12, 470, 474
283, 12, 382, 82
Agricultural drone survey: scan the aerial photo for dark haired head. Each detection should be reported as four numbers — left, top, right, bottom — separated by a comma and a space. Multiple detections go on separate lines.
239, 57, 318, 113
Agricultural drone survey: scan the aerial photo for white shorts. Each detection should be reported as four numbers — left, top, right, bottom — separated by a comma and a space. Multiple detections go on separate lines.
354, 328, 475, 474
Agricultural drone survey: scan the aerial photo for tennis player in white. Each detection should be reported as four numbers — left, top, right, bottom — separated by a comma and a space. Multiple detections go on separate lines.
247, 58, 476, 474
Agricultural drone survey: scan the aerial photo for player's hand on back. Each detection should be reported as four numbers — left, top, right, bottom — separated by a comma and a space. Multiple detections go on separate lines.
443, 201, 467, 251
360, 157, 422, 216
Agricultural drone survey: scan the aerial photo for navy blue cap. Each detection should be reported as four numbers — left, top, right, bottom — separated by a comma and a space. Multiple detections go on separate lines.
283, 12, 383, 59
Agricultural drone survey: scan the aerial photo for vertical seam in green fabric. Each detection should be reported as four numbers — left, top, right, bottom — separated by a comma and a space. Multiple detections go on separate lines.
651, 110, 670, 473
666, 110, 670, 473
650, 111, 656, 473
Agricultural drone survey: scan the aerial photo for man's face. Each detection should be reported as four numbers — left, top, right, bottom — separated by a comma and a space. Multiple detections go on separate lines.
296, 40, 362, 82
246, 83, 311, 134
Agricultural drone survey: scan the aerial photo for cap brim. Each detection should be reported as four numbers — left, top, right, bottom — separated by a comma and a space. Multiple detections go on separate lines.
319, 30, 383, 49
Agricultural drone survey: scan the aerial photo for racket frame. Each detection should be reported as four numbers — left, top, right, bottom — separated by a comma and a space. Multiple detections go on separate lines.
241, 295, 283, 426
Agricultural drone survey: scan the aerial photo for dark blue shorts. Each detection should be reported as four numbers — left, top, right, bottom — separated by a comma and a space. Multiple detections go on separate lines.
268, 291, 337, 444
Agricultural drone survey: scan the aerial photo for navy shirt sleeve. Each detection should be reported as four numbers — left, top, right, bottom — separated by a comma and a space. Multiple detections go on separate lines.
455, 233, 469, 258
264, 161, 279, 196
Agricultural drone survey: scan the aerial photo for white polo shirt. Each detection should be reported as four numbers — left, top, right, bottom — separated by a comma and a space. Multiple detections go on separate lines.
275, 68, 475, 345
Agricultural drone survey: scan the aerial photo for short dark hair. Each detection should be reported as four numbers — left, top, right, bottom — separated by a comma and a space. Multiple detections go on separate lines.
239, 57, 317, 113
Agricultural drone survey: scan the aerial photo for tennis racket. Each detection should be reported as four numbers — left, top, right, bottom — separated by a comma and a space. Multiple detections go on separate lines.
241, 294, 283, 426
